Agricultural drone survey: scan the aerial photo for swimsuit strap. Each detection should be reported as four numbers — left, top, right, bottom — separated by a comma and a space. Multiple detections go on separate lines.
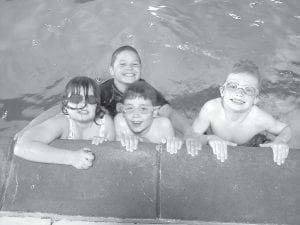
67, 116, 77, 139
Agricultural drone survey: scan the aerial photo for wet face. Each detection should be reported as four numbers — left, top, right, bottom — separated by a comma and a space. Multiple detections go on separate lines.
220, 73, 259, 112
110, 50, 141, 87
122, 97, 155, 134
65, 86, 97, 123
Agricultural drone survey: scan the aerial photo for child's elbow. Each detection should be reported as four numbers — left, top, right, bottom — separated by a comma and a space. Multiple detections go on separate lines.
14, 141, 26, 158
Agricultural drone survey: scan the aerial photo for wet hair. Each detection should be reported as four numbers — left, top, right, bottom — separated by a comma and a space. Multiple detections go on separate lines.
122, 80, 158, 105
110, 45, 141, 67
231, 60, 261, 83
62, 76, 106, 120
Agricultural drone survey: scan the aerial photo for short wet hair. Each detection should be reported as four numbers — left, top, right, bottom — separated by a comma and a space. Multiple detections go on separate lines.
110, 45, 141, 67
62, 76, 106, 118
122, 80, 158, 105
231, 59, 261, 83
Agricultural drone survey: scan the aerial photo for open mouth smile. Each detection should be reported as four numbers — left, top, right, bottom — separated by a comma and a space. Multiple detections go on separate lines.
123, 73, 135, 77
230, 98, 245, 105
77, 110, 89, 115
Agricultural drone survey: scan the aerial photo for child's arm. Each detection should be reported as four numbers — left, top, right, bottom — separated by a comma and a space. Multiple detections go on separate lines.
156, 117, 183, 154
103, 114, 115, 141
114, 113, 139, 152
159, 104, 191, 136
91, 114, 115, 145
158, 104, 202, 155
14, 104, 61, 140
14, 115, 95, 169
259, 113, 291, 165
192, 101, 236, 161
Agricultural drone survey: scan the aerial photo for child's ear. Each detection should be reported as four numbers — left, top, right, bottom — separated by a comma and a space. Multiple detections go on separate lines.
116, 103, 123, 113
109, 66, 114, 76
219, 86, 224, 97
153, 106, 160, 117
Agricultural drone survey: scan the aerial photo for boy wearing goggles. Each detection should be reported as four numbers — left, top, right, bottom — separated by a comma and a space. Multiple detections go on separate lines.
15, 46, 201, 154
14, 76, 115, 169
191, 60, 291, 165
114, 80, 183, 154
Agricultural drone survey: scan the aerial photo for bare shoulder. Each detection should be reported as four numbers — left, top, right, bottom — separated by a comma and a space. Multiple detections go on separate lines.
113, 113, 125, 123
250, 105, 286, 129
47, 113, 69, 126
251, 105, 275, 121
153, 117, 172, 128
151, 117, 174, 137
100, 113, 113, 123
19, 113, 68, 143
200, 98, 222, 115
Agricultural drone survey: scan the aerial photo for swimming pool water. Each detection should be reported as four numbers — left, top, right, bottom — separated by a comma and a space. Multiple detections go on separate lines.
0, 0, 299, 148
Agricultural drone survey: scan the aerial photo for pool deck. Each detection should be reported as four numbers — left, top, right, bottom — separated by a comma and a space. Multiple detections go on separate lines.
0, 136, 299, 225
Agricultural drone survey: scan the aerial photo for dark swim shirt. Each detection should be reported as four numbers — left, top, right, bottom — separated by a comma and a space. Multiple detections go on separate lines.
97, 78, 169, 117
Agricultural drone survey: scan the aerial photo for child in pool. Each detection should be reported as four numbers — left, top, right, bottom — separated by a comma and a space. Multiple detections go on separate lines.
14, 76, 115, 169
191, 60, 291, 165
15, 45, 201, 153
114, 80, 183, 153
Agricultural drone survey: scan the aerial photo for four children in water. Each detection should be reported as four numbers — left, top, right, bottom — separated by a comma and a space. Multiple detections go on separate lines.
14, 46, 291, 169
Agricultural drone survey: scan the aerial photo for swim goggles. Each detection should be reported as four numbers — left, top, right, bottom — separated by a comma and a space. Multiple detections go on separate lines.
122, 105, 154, 114
64, 94, 97, 110
224, 82, 258, 96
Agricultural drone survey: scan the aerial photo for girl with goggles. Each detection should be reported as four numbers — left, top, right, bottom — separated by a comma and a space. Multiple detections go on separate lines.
14, 76, 115, 169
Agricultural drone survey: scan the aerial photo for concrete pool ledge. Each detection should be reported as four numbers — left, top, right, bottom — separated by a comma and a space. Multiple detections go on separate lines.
0, 136, 299, 224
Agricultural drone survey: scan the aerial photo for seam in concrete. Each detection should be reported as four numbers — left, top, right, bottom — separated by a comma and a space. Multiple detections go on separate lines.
0, 138, 16, 209
155, 144, 162, 219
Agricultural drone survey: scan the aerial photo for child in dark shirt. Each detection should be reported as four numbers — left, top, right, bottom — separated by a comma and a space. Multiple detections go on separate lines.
15, 46, 200, 153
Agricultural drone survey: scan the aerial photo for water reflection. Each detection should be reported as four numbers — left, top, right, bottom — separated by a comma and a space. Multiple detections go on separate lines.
0, 0, 299, 147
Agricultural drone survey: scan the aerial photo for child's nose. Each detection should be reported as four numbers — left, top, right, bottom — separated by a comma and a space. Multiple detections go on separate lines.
132, 110, 141, 117
126, 64, 134, 70
236, 88, 245, 96
77, 99, 87, 108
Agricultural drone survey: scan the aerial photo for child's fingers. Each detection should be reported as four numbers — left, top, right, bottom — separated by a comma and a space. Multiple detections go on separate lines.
210, 142, 217, 155
259, 143, 271, 148
220, 144, 227, 162
273, 146, 278, 164
175, 138, 182, 152
124, 136, 131, 151
120, 134, 126, 147
167, 137, 176, 154
179, 139, 183, 150
278, 147, 284, 166
81, 159, 93, 169
161, 138, 167, 144
187, 139, 198, 156
227, 141, 237, 147
84, 152, 95, 161
215, 143, 222, 161
186, 139, 192, 155
284, 147, 289, 159
133, 136, 138, 151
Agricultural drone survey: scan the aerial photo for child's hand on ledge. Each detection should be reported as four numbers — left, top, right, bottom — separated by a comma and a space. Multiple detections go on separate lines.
208, 135, 237, 162
69, 148, 95, 169
92, 136, 108, 145
161, 136, 183, 154
185, 131, 204, 157
260, 142, 289, 166
119, 133, 141, 152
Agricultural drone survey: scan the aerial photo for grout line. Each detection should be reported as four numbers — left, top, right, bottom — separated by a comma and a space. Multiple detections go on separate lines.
155, 144, 162, 219
0, 137, 16, 209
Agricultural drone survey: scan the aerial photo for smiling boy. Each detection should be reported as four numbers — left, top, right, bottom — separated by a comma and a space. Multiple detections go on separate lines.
114, 80, 183, 153
191, 60, 291, 165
